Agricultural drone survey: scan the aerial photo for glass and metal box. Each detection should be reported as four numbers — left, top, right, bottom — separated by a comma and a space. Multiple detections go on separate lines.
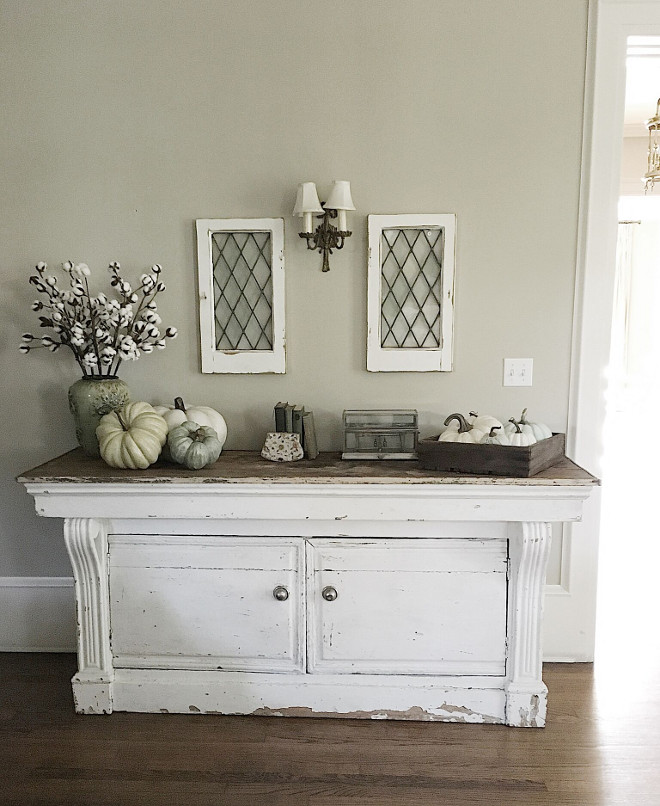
342, 409, 418, 460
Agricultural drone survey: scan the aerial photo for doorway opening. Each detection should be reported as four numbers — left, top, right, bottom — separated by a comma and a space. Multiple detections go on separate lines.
595, 36, 660, 676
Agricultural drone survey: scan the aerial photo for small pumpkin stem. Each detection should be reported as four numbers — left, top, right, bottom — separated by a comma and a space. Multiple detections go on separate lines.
174, 397, 186, 412
488, 426, 501, 437
520, 408, 528, 424
116, 412, 129, 431
444, 413, 471, 433
509, 418, 522, 434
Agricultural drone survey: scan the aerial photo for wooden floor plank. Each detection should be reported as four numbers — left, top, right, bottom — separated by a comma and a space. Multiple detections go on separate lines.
0, 654, 658, 806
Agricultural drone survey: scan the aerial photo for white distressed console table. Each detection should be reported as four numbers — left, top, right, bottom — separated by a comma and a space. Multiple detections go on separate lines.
19, 449, 597, 727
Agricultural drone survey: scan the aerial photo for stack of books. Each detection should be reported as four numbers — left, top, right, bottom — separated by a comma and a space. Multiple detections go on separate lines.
273, 403, 319, 459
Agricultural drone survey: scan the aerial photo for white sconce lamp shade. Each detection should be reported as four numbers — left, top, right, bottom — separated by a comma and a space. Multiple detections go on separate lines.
324, 180, 356, 211
293, 182, 324, 215
296, 179, 355, 270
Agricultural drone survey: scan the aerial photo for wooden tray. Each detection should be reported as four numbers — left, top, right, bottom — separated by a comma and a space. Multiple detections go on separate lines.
417, 433, 566, 477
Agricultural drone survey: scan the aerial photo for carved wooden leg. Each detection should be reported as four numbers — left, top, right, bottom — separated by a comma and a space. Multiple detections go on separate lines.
64, 517, 113, 714
505, 521, 552, 727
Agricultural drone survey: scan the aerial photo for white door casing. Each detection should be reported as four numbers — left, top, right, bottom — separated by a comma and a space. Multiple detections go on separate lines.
549, 0, 660, 661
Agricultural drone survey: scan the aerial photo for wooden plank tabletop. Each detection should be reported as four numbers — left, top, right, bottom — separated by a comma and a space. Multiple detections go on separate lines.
18, 448, 599, 487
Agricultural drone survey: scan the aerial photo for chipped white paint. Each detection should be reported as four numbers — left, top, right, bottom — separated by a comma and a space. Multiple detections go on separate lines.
196, 218, 286, 374
110, 669, 506, 723
22, 459, 595, 726
504, 522, 553, 726
23, 480, 592, 523
109, 537, 305, 672
306, 538, 507, 675
63, 518, 114, 713
367, 214, 456, 372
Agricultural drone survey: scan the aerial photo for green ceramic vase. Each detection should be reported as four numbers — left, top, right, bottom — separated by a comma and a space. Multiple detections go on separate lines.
68, 376, 130, 457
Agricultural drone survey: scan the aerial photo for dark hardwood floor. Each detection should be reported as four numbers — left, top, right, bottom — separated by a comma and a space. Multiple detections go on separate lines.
0, 653, 658, 805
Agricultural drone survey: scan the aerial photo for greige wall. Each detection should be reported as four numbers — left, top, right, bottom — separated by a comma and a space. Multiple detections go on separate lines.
1, 0, 588, 575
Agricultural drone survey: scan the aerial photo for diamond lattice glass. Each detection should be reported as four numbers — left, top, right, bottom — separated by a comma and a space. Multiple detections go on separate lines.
380, 228, 444, 349
212, 231, 273, 351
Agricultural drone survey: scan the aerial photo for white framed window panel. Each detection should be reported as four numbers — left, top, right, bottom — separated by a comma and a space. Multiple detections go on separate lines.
196, 218, 286, 374
367, 214, 456, 372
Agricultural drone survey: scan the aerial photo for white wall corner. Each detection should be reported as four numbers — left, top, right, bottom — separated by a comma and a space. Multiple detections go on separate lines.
0, 577, 76, 652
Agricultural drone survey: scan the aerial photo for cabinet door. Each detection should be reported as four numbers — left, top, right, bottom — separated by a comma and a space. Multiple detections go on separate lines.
307, 538, 507, 675
109, 536, 304, 672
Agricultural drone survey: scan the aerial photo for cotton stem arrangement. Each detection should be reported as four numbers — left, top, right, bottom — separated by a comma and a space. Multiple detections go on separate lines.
20, 261, 177, 377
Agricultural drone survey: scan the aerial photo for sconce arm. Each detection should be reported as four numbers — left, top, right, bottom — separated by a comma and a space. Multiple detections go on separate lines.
297, 204, 352, 271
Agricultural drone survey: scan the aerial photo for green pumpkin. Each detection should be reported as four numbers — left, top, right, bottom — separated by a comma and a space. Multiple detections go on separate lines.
168, 421, 222, 470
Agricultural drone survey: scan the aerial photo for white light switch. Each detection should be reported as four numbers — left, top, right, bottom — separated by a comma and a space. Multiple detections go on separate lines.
503, 358, 533, 387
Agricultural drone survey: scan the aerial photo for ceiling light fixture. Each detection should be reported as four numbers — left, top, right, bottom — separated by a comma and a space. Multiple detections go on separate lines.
644, 99, 660, 192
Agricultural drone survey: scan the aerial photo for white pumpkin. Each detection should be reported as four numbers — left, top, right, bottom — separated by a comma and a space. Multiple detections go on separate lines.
153, 397, 227, 451
504, 417, 536, 442
481, 426, 511, 446
438, 413, 486, 443
506, 420, 536, 447
468, 411, 504, 435
96, 402, 168, 469
518, 408, 552, 441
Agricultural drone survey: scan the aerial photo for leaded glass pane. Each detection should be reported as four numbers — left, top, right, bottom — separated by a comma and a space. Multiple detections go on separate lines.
380, 228, 444, 349
212, 231, 273, 351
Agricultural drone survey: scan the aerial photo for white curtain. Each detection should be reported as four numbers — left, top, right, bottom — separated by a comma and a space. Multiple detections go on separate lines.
609, 221, 637, 408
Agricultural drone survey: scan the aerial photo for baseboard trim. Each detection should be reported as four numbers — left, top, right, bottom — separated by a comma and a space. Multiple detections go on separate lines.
0, 576, 74, 588
0, 576, 76, 652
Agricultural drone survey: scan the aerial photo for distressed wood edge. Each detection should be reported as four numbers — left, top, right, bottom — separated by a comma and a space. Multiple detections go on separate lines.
504, 522, 552, 728
195, 218, 286, 375
16, 448, 600, 486
111, 669, 506, 724
505, 684, 548, 728
63, 518, 114, 690
366, 214, 456, 373
71, 677, 113, 714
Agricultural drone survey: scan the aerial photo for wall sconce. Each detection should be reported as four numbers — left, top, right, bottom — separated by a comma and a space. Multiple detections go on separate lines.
293, 181, 355, 272
644, 99, 660, 193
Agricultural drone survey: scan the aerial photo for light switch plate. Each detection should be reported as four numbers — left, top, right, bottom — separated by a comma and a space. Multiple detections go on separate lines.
503, 358, 533, 387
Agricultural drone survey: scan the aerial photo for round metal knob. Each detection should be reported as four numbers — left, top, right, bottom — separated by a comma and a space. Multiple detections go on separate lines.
273, 586, 289, 602
322, 586, 338, 602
